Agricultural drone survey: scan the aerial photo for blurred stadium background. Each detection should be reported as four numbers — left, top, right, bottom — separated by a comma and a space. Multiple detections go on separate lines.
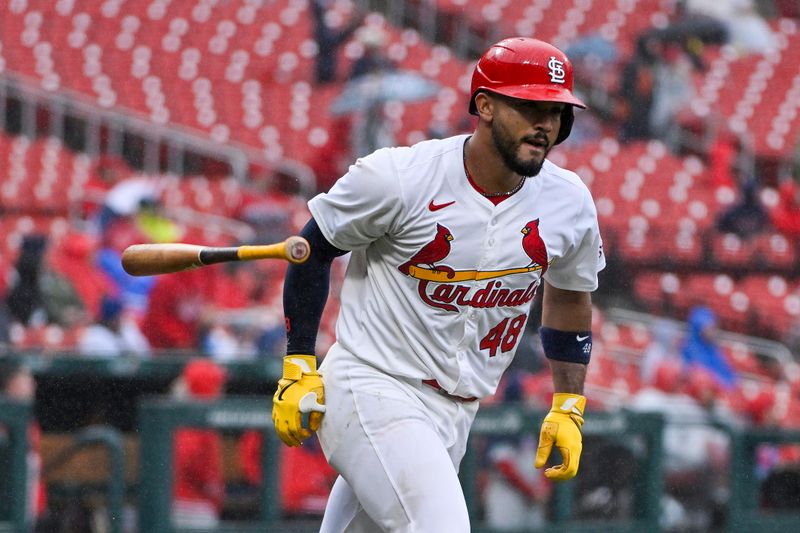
1, 0, 800, 532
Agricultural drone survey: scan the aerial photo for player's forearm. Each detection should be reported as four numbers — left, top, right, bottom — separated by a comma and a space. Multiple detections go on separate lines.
283, 262, 330, 354
283, 218, 347, 355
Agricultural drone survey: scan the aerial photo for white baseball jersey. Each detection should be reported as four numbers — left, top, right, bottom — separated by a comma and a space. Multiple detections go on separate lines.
309, 134, 605, 399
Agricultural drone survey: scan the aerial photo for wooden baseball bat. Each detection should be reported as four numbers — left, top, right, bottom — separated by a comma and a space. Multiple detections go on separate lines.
121, 236, 310, 276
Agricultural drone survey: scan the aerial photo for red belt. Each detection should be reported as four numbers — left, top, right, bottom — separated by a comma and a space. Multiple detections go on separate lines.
422, 379, 478, 402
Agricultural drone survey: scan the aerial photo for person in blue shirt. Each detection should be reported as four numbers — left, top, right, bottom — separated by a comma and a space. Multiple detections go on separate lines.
681, 306, 737, 388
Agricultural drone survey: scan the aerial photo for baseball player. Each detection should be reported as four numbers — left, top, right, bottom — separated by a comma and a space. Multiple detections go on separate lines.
273, 37, 605, 532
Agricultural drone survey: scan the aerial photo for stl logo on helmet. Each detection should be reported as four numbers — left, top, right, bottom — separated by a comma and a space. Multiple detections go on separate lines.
547, 56, 566, 84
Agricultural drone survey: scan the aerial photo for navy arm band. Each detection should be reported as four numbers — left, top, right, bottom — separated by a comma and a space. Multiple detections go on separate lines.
539, 327, 592, 365
283, 218, 348, 355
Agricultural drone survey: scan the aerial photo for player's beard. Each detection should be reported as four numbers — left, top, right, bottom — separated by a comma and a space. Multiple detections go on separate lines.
491, 120, 549, 177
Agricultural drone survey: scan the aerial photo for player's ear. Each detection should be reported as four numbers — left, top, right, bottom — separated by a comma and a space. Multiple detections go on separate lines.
474, 91, 495, 121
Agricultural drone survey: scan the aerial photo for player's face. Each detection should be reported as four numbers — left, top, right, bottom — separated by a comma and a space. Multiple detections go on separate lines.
490, 96, 563, 177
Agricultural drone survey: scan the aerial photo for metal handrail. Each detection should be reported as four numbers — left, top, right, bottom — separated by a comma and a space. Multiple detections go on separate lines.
0, 73, 318, 196
605, 306, 794, 365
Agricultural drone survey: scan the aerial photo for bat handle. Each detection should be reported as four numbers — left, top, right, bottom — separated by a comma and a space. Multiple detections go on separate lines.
235, 236, 311, 264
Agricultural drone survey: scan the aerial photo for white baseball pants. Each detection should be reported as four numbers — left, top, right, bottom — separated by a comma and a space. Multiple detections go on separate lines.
317, 344, 479, 533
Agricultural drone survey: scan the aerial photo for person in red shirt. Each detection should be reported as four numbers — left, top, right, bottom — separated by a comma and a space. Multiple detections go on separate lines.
239, 430, 337, 516
172, 359, 227, 528
141, 269, 214, 351
770, 180, 800, 239
49, 232, 115, 321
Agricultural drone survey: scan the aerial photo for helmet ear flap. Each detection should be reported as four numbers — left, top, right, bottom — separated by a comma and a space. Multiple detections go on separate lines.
555, 106, 574, 145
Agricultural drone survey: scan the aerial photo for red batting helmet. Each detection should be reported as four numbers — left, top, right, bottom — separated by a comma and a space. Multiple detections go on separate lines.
469, 37, 586, 144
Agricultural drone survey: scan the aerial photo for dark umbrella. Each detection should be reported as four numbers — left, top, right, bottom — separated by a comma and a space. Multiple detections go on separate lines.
651, 15, 729, 46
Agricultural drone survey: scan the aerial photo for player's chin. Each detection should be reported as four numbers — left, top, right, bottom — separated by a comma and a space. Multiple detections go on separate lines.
515, 151, 546, 176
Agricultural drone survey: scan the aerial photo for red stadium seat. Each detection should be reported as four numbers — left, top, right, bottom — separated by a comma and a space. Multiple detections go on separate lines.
752, 232, 797, 270
710, 233, 757, 270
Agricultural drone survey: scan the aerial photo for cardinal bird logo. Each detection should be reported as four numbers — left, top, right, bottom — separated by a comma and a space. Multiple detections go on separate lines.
399, 223, 455, 278
521, 219, 548, 274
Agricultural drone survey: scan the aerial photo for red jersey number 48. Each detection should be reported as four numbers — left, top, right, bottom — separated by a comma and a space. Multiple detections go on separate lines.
479, 313, 527, 357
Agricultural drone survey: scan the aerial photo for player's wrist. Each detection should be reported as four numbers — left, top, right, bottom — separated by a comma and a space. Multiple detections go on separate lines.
550, 393, 586, 416
282, 354, 318, 379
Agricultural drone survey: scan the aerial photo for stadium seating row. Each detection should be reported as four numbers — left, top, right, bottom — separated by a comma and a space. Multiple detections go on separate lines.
634, 271, 800, 339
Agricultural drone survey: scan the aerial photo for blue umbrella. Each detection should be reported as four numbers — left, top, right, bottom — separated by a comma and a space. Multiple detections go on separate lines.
330, 69, 440, 115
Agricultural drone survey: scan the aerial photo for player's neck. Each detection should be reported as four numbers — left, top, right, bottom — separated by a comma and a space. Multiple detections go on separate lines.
463, 134, 523, 195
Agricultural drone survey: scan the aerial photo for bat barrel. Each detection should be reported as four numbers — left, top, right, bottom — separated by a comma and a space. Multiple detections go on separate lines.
121, 243, 205, 276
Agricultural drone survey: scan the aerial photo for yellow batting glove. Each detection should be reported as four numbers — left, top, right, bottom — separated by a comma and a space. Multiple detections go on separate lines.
272, 355, 326, 447
534, 393, 586, 481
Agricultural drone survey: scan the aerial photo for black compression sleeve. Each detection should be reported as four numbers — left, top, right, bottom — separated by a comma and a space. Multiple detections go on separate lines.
283, 218, 348, 355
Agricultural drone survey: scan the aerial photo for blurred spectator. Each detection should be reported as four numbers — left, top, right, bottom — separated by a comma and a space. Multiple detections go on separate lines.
309, 116, 356, 192
77, 295, 151, 358
80, 155, 133, 225
630, 362, 734, 532
141, 269, 213, 352
94, 174, 162, 235
346, 26, 399, 159
681, 306, 737, 389
769, 179, 800, 240
348, 26, 395, 80
684, 0, 777, 55
715, 178, 769, 238
48, 232, 115, 321
236, 167, 302, 244
238, 431, 337, 517
134, 197, 183, 244
205, 262, 286, 361
660, 1, 728, 68
87, 162, 182, 244
351, 98, 396, 159
741, 385, 780, 428
482, 372, 550, 530
310, 0, 365, 84
140, 253, 286, 359
618, 34, 659, 141
641, 318, 682, 385
6, 234, 85, 328
0, 359, 47, 528
707, 128, 741, 188
649, 41, 698, 145
96, 218, 156, 317
172, 359, 227, 529
618, 27, 703, 145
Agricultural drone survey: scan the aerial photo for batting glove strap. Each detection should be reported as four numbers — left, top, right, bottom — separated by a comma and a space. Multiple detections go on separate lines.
272, 355, 326, 447
282, 354, 318, 380
550, 393, 586, 418
534, 393, 586, 481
